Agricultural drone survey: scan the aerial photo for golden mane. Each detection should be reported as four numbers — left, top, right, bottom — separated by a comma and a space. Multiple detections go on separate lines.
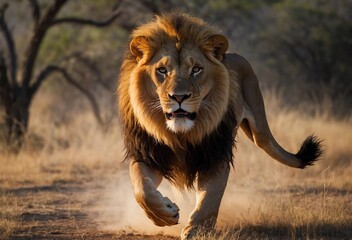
117, 12, 238, 186
118, 12, 236, 148
131, 12, 221, 61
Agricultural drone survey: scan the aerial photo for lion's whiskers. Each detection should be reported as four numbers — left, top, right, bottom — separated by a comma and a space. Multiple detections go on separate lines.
147, 100, 163, 112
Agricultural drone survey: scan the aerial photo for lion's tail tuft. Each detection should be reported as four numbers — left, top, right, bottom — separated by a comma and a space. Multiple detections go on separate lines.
295, 135, 323, 169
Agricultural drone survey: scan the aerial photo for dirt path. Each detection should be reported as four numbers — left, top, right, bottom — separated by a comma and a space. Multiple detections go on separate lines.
1, 158, 352, 240
5, 179, 177, 240
5, 176, 352, 240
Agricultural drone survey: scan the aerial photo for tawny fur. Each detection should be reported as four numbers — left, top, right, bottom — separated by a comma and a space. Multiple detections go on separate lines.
117, 12, 322, 187
117, 12, 239, 187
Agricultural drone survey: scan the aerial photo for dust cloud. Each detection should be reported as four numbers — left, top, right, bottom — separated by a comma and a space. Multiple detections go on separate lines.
90, 133, 280, 236
94, 163, 266, 236
96, 169, 192, 236
91, 130, 308, 235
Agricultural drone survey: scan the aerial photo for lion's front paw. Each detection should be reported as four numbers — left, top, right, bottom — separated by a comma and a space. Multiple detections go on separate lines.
137, 190, 180, 226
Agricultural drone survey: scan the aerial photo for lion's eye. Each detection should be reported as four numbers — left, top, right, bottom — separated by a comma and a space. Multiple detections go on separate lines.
191, 66, 202, 75
157, 67, 168, 75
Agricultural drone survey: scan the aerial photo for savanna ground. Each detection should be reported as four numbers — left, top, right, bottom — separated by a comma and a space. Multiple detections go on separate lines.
1, 91, 352, 240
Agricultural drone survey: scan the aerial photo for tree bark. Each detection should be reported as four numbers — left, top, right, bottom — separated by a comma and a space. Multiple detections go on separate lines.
0, 54, 28, 150
7, 93, 30, 150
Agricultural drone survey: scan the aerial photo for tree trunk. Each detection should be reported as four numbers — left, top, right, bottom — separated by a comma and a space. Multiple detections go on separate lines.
0, 56, 30, 150
6, 90, 30, 150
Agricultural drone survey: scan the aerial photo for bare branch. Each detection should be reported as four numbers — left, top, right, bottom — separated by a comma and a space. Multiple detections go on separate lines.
0, 3, 17, 86
50, 9, 121, 27
54, 51, 109, 90
29, 65, 57, 96
22, 0, 68, 89
28, 0, 41, 24
69, 52, 109, 90
30, 65, 104, 126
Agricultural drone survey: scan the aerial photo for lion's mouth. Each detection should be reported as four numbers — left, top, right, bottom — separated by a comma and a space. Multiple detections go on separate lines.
165, 109, 197, 120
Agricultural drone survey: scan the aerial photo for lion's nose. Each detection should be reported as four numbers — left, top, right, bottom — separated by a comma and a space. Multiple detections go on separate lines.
168, 93, 192, 104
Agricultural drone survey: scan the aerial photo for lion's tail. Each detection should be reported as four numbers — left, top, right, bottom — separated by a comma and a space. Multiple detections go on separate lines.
263, 133, 323, 168
294, 135, 323, 168
241, 108, 323, 169
238, 55, 323, 168
243, 117, 323, 168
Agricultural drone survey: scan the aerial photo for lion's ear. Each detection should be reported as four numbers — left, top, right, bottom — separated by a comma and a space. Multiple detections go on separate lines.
205, 34, 228, 62
130, 36, 149, 61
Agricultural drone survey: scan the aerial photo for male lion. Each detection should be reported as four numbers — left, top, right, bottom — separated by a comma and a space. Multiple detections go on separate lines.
117, 12, 322, 239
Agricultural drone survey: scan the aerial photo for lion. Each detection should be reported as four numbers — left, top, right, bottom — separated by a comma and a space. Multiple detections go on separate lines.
117, 12, 322, 239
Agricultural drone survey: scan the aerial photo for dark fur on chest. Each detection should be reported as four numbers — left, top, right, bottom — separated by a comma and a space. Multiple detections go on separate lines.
122, 108, 236, 188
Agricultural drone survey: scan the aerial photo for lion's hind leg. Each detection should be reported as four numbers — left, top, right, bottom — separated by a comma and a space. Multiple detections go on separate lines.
129, 161, 180, 226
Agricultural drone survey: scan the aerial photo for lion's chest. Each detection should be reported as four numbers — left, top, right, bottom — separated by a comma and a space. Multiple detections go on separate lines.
124, 107, 237, 188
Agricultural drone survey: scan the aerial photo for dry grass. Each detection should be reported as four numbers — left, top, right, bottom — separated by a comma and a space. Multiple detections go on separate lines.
0, 191, 19, 239
0, 92, 351, 239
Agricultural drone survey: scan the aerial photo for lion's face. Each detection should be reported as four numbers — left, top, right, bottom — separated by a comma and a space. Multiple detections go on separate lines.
123, 18, 231, 145
129, 39, 230, 136
148, 43, 216, 133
